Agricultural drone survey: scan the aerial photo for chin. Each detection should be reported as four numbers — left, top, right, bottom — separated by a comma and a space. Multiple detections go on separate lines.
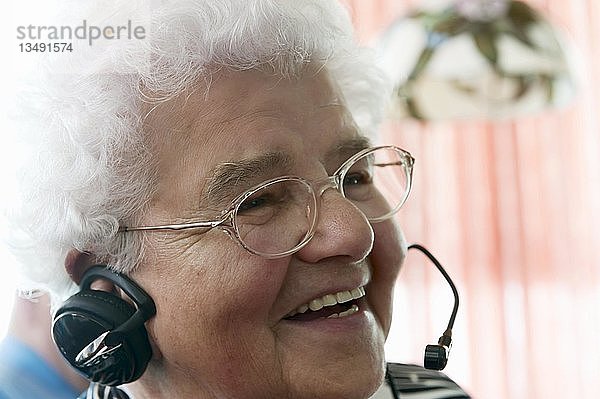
295, 366, 385, 399
285, 341, 387, 399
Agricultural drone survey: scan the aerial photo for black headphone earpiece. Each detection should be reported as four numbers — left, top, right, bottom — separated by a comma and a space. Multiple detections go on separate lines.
52, 266, 157, 386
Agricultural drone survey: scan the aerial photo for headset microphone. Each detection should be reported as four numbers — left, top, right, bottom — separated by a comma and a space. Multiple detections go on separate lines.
407, 244, 459, 371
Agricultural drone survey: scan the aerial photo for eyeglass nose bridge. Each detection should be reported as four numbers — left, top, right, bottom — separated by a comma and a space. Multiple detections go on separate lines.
314, 175, 343, 198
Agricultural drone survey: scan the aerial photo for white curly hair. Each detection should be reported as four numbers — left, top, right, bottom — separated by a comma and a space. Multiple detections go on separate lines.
6, 0, 391, 305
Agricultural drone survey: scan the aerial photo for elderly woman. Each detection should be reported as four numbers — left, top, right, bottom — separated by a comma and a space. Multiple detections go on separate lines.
7, 1, 470, 398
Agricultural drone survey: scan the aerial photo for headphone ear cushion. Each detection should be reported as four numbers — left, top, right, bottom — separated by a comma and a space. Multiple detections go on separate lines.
53, 289, 153, 385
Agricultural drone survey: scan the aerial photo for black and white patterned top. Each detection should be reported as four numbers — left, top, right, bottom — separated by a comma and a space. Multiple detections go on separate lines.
371, 363, 471, 399
78, 383, 130, 399
79, 363, 471, 399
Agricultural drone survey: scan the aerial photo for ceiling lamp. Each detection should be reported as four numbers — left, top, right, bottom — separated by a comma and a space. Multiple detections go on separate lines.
377, 0, 576, 120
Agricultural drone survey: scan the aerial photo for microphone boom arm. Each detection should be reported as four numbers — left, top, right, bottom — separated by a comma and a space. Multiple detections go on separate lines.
407, 243, 460, 370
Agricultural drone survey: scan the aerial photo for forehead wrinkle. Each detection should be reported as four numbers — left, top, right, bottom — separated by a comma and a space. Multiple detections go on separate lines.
205, 152, 293, 205
214, 109, 285, 132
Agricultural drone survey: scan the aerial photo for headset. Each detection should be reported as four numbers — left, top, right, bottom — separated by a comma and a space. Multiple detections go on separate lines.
52, 266, 156, 386
407, 244, 460, 371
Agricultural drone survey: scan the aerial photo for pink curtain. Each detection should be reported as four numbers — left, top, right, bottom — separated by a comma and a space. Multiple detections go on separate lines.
342, 1, 600, 398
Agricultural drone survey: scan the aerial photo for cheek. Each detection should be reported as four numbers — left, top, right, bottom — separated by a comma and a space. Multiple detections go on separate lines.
372, 219, 405, 281
368, 219, 405, 334
135, 237, 290, 386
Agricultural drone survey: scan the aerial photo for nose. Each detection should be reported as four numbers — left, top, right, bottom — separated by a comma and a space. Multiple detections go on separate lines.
295, 186, 374, 264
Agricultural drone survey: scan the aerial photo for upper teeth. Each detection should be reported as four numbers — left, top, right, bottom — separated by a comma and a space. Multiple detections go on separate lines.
286, 286, 366, 318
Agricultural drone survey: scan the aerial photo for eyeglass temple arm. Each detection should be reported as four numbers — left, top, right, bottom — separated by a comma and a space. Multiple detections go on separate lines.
119, 220, 222, 232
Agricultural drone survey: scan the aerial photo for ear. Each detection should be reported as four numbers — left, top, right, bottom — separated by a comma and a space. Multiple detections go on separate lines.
64, 250, 113, 292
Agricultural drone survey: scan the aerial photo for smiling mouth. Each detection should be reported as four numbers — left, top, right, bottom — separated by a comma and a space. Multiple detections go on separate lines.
283, 287, 365, 322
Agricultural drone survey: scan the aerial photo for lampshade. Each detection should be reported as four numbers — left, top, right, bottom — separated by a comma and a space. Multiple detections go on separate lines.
377, 0, 576, 120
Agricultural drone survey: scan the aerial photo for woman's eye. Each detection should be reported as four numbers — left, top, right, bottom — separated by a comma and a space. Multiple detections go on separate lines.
238, 196, 269, 212
344, 172, 369, 186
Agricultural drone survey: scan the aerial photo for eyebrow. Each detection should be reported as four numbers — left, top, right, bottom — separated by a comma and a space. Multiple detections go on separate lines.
204, 152, 293, 205
326, 136, 372, 161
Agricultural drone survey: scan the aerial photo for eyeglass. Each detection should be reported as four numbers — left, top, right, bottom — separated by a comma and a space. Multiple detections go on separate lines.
119, 145, 414, 259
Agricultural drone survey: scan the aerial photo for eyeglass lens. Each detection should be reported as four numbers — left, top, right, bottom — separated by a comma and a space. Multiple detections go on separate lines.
343, 147, 410, 221
235, 179, 316, 256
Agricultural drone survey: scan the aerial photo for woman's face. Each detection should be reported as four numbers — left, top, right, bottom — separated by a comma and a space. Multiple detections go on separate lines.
129, 69, 406, 399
